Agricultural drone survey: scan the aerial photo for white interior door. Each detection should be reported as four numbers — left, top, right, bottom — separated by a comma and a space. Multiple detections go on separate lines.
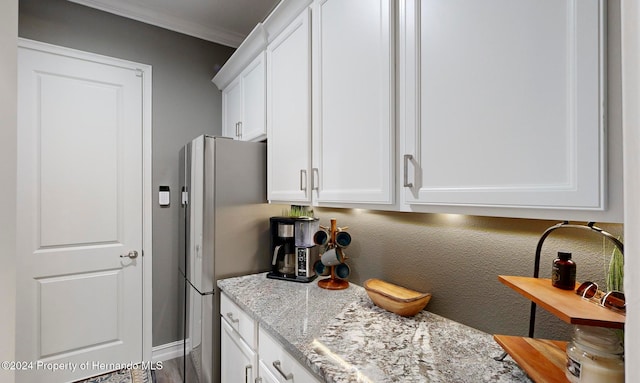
16, 41, 145, 383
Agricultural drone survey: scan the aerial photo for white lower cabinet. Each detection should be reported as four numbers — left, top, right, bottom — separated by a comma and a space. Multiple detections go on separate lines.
220, 293, 258, 382
221, 291, 257, 347
221, 319, 257, 383
220, 293, 321, 383
258, 360, 280, 383
258, 326, 321, 383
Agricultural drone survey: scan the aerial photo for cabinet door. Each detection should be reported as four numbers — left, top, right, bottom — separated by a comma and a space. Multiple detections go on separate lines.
312, 0, 394, 205
221, 292, 257, 349
400, 0, 604, 210
258, 326, 321, 383
241, 52, 267, 142
267, 8, 312, 203
221, 319, 256, 383
222, 78, 242, 140
258, 361, 280, 383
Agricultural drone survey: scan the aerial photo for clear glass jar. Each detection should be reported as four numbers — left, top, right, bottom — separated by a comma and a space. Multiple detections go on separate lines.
565, 325, 624, 383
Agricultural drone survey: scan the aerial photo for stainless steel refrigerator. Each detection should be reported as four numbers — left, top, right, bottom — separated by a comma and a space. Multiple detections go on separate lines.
179, 135, 281, 383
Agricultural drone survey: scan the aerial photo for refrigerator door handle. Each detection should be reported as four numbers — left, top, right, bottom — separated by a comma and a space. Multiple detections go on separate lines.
181, 187, 188, 206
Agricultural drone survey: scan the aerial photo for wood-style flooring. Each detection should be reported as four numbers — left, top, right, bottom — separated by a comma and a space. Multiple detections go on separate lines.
153, 357, 182, 383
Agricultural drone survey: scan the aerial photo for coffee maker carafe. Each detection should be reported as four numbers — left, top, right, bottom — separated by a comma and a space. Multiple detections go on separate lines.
272, 221, 296, 277
267, 217, 319, 282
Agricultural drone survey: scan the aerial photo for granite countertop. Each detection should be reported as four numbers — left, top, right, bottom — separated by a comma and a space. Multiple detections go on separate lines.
218, 273, 531, 383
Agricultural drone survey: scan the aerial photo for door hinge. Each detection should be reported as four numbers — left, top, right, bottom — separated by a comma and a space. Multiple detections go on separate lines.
135, 69, 143, 78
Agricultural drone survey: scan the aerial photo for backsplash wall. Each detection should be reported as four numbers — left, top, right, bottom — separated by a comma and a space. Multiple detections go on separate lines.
314, 208, 623, 341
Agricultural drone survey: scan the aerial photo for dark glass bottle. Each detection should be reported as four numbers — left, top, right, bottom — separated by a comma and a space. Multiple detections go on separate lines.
552, 251, 577, 290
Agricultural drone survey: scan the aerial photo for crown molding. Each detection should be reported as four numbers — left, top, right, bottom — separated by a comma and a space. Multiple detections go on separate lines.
212, 23, 267, 89
69, 0, 245, 47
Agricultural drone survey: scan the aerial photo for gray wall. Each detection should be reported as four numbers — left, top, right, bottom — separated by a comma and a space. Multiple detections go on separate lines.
19, 0, 235, 346
1, 1, 18, 380
313, 209, 623, 341
18, 0, 625, 351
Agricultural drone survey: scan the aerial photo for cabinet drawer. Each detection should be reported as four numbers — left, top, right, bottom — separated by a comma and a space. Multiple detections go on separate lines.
258, 326, 321, 383
258, 360, 280, 383
221, 319, 257, 383
221, 292, 256, 349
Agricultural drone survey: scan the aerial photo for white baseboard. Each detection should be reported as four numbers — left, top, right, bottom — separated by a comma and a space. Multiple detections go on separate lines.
152, 338, 190, 362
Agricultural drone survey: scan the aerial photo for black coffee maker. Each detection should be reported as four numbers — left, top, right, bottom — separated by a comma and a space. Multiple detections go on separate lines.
267, 217, 318, 283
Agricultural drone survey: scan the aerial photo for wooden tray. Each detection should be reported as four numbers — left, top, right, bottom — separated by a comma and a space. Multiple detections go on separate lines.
498, 276, 624, 328
494, 335, 569, 383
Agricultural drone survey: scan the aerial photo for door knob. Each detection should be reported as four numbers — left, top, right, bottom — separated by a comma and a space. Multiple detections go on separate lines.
120, 250, 139, 259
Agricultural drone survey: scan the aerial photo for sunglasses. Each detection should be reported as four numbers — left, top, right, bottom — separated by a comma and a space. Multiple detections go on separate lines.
576, 281, 626, 313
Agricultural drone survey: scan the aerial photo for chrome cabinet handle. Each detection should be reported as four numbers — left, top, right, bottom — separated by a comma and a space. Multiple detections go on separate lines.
120, 250, 138, 259
245, 364, 252, 383
300, 169, 307, 191
403, 154, 413, 188
312, 168, 319, 191
235, 121, 243, 138
272, 361, 293, 380
226, 312, 239, 323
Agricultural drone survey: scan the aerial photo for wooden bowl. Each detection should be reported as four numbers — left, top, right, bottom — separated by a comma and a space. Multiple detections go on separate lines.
363, 278, 431, 317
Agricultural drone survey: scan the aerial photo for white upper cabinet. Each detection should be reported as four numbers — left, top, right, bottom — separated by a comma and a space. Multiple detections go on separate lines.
214, 24, 268, 142
221, 78, 242, 139
312, 0, 395, 205
218, 0, 621, 221
221, 52, 266, 141
266, 8, 312, 203
240, 53, 267, 142
399, 0, 609, 217
266, 0, 394, 206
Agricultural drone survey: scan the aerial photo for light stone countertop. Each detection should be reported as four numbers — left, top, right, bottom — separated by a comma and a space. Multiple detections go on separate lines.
218, 273, 531, 383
